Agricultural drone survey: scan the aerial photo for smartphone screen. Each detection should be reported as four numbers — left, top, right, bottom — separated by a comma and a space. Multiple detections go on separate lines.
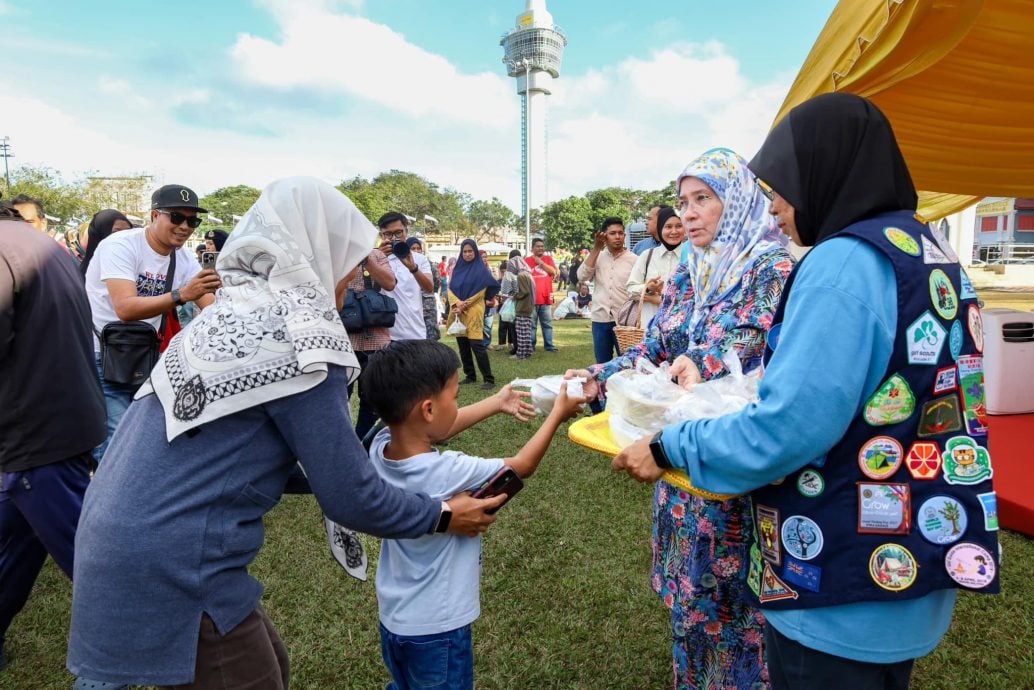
201, 251, 219, 270
471, 467, 524, 514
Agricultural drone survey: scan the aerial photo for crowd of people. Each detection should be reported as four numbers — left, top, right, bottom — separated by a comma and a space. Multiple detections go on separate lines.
0, 94, 1001, 690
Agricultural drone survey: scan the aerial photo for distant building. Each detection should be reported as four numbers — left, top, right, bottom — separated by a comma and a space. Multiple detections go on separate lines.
973, 197, 1034, 262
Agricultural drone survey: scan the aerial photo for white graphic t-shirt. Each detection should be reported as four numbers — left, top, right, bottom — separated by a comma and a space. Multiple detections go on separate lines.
86, 228, 201, 350
386, 250, 432, 341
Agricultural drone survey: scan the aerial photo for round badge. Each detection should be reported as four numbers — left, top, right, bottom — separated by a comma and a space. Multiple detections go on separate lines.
884, 227, 920, 256
796, 469, 825, 497
869, 543, 918, 591
781, 515, 824, 561
945, 542, 996, 589
929, 269, 959, 321
917, 495, 968, 545
949, 320, 963, 361
858, 436, 904, 480
967, 305, 984, 353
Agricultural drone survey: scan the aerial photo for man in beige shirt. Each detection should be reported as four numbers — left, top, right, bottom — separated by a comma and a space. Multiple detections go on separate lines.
577, 216, 638, 366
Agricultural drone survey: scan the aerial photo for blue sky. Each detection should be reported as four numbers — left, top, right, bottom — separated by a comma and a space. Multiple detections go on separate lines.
2, 0, 838, 210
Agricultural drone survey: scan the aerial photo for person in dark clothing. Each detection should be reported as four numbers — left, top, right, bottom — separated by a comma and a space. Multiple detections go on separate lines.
79, 209, 132, 277
0, 215, 106, 672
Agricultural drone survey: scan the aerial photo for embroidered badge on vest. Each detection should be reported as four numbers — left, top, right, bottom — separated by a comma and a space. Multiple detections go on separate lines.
857, 482, 911, 534
869, 543, 918, 591
933, 366, 958, 394
943, 437, 993, 485
759, 563, 799, 603
905, 441, 943, 480
921, 236, 952, 264
781, 515, 824, 561
977, 492, 999, 531
884, 227, 920, 256
907, 311, 948, 364
916, 395, 963, 437
917, 495, 967, 545
945, 543, 996, 589
756, 504, 782, 566
796, 469, 824, 498
858, 436, 904, 480
957, 355, 988, 435
929, 269, 959, 320
864, 375, 916, 425
949, 320, 964, 360
967, 306, 984, 352
782, 557, 822, 593
959, 269, 977, 299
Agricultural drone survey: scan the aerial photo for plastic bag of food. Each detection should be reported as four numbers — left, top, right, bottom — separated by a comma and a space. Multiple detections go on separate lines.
663, 351, 760, 423
511, 375, 585, 415
605, 359, 685, 430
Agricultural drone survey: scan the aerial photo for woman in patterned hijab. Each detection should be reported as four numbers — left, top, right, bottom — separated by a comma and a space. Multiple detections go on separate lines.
568, 148, 795, 688
67, 178, 505, 689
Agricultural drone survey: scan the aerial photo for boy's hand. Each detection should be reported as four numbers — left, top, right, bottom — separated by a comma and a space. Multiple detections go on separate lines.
445, 492, 508, 536
549, 382, 587, 422
564, 368, 598, 400
494, 384, 536, 422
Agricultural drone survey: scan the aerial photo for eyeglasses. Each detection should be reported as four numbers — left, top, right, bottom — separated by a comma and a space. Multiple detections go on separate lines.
755, 178, 775, 201
675, 193, 716, 215
380, 228, 406, 240
159, 210, 204, 229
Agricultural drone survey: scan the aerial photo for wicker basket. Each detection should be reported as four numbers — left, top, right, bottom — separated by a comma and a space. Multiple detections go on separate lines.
613, 287, 647, 353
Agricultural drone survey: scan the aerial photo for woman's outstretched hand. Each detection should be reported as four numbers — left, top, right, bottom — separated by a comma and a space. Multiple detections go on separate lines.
494, 384, 536, 422
445, 492, 508, 536
669, 355, 702, 390
612, 434, 664, 482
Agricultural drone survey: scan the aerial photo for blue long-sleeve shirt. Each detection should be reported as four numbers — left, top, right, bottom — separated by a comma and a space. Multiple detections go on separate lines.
660, 236, 955, 663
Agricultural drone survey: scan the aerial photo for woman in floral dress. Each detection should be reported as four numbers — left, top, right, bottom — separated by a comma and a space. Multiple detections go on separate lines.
569, 148, 794, 689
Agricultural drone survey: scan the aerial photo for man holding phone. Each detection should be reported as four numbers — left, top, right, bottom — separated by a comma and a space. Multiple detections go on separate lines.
376, 212, 434, 342
85, 184, 221, 459
577, 217, 637, 366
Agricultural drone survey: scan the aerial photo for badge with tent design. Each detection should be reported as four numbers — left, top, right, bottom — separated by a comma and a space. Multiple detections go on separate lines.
921, 236, 952, 264
759, 563, 799, 603
956, 355, 988, 436
858, 436, 903, 480
863, 375, 916, 425
869, 543, 918, 592
943, 436, 993, 485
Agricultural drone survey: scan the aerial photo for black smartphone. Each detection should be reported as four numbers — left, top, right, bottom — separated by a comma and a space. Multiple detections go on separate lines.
201, 251, 219, 270
471, 467, 524, 514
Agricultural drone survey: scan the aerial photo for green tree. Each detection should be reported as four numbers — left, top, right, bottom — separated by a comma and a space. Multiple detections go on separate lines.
338, 170, 468, 240
2, 165, 86, 223
466, 197, 518, 243
540, 196, 592, 251
199, 185, 261, 232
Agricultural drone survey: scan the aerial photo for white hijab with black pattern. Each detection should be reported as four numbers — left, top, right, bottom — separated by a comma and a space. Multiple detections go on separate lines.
141, 177, 375, 441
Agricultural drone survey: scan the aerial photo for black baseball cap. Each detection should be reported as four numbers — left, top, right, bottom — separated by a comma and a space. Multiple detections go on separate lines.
151, 184, 208, 213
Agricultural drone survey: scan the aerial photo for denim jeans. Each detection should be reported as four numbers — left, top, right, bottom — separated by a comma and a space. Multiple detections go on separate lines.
93, 354, 137, 462
590, 321, 619, 414
530, 303, 556, 350
764, 625, 915, 690
380, 623, 473, 690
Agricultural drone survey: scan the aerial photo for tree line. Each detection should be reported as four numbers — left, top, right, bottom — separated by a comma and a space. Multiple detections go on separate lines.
2, 166, 673, 250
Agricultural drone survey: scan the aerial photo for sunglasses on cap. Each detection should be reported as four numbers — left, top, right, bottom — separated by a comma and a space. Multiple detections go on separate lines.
159, 210, 204, 229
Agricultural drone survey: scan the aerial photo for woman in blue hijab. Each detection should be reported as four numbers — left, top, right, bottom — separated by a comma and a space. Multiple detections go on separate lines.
446, 239, 499, 390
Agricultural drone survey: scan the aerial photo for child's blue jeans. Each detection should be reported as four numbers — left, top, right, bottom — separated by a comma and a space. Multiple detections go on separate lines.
379, 622, 473, 690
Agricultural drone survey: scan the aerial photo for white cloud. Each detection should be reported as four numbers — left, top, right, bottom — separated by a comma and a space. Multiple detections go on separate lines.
230, 3, 515, 129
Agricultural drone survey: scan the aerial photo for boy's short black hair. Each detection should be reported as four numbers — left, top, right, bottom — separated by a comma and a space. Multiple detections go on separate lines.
601, 216, 624, 232
362, 340, 460, 424
377, 211, 408, 229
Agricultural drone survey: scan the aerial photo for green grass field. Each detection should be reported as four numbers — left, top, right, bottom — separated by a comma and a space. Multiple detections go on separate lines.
3, 318, 1032, 689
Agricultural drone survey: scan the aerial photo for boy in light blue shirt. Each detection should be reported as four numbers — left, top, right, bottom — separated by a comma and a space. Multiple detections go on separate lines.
363, 340, 584, 690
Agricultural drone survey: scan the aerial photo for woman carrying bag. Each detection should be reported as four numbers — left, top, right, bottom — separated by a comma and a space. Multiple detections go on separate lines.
445, 239, 498, 390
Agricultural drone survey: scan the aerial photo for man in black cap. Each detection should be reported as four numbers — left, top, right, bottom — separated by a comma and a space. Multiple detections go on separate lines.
84, 184, 222, 460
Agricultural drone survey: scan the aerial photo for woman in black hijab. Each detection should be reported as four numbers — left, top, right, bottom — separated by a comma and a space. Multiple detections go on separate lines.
614, 93, 994, 689
79, 209, 132, 276
748, 92, 917, 247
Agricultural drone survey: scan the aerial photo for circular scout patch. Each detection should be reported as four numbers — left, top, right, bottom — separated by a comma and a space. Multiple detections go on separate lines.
917, 495, 968, 545
781, 515, 824, 561
929, 269, 959, 321
949, 320, 963, 361
945, 542, 996, 589
858, 436, 904, 480
884, 227, 920, 256
796, 469, 825, 497
869, 543, 918, 592
967, 305, 984, 353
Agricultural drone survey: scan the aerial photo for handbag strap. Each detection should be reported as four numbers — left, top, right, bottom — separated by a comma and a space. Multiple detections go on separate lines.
634, 247, 656, 329
159, 248, 177, 337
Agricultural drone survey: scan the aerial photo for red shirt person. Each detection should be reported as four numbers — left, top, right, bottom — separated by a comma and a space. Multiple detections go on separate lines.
524, 237, 559, 352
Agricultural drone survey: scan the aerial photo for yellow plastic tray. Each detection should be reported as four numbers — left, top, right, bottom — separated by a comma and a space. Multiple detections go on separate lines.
567, 411, 738, 501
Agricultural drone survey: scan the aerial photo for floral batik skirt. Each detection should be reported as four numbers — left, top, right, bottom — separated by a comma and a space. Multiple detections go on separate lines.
651, 481, 768, 690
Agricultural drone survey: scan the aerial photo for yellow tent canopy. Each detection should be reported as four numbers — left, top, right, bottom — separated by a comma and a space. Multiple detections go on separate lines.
775, 0, 1034, 220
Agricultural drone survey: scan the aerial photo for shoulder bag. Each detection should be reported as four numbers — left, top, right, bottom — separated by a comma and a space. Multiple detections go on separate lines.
98, 249, 176, 387
341, 264, 398, 331
616, 247, 655, 327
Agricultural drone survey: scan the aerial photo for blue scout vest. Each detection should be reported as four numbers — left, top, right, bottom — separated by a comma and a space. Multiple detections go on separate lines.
748, 211, 1000, 610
